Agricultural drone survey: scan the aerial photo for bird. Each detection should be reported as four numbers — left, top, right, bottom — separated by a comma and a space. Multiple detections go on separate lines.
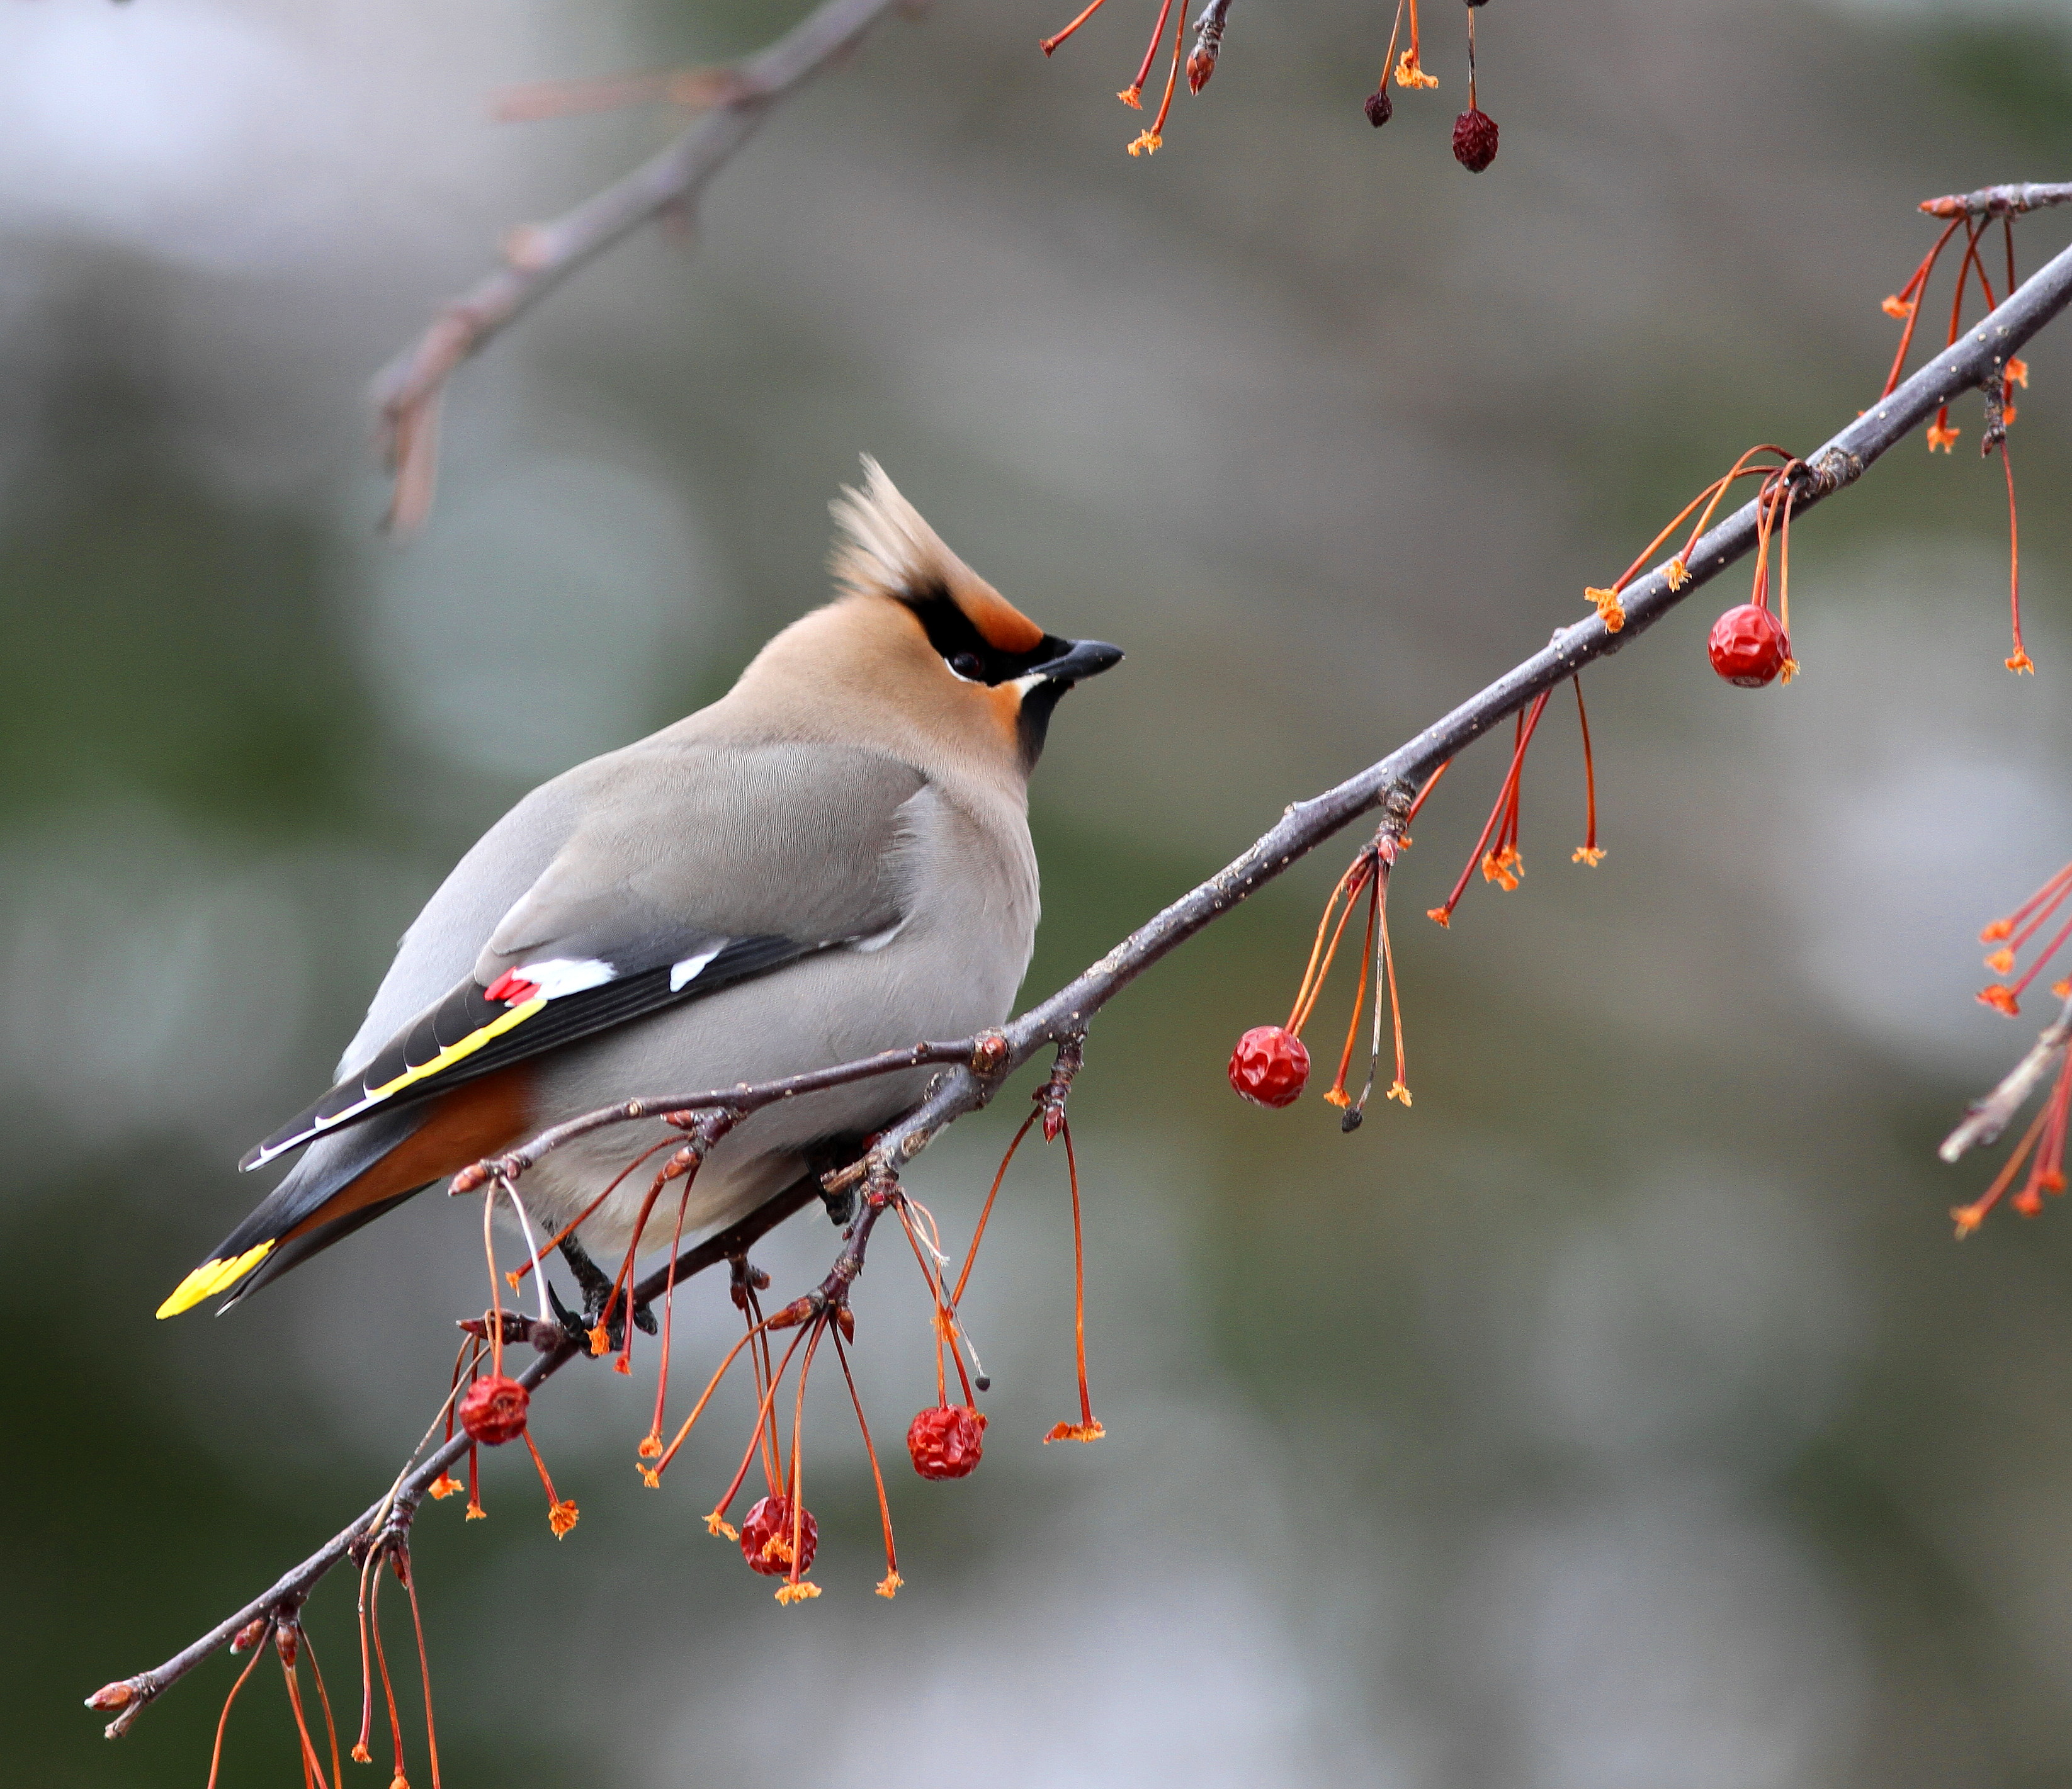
157, 460, 1121, 1321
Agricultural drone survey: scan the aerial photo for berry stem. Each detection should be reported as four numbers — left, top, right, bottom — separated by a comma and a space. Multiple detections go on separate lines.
397, 1558, 443, 1789
645, 1183, 695, 1457
951, 1109, 1038, 1308
507, 1137, 676, 1287
2001, 439, 2029, 672
298, 1629, 344, 1789
1571, 675, 1602, 864
1406, 757, 1450, 821
1121, 0, 1175, 104
1324, 866, 1381, 1108
203, 1629, 267, 1789
1882, 218, 1965, 397
1039, 0, 1114, 56
1060, 1118, 1102, 1437
1146, 0, 1189, 141
647, 1312, 772, 1481
1291, 857, 1373, 1033
1376, 0, 1407, 91
831, 1330, 901, 1596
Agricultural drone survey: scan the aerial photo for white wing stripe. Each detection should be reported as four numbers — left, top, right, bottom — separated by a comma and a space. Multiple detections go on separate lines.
669, 942, 727, 991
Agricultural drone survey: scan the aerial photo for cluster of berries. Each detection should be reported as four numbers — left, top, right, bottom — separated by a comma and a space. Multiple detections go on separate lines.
1042, 0, 1501, 168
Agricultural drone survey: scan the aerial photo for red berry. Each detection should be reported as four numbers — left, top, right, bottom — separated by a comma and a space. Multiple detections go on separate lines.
1452, 106, 1499, 172
907, 1404, 988, 1480
1364, 86, 1393, 127
457, 1373, 529, 1447
1228, 1025, 1310, 1108
739, 1494, 818, 1576
1706, 604, 1790, 686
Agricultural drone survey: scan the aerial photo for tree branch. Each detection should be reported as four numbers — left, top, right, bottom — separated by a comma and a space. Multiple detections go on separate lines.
87, 1174, 822, 1738
1940, 990, 2072, 1163
99, 230, 2072, 1737
370, 0, 910, 532
1921, 181, 2072, 220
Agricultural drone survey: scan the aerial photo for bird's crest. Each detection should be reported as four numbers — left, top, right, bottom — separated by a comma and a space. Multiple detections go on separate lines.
830, 459, 1044, 653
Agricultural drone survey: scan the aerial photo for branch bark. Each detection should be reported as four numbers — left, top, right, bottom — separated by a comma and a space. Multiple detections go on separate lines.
1940, 990, 2072, 1163
100, 229, 2072, 1737
370, 0, 909, 533
1921, 181, 2072, 220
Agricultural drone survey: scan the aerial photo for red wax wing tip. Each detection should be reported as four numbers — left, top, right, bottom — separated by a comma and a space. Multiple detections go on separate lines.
458, 1373, 529, 1446
485, 969, 541, 1006
907, 1405, 988, 1480
739, 1495, 818, 1576
1706, 604, 1790, 686
1452, 107, 1498, 172
1228, 1025, 1310, 1108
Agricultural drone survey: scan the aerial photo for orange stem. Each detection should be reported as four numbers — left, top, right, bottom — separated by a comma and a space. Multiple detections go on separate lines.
1039, 0, 1114, 56
203, 1632, 268, 1789
1123, 0, 1175, 99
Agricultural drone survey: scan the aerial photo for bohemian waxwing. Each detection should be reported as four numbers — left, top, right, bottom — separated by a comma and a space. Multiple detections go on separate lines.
157, 461, 1121, 1319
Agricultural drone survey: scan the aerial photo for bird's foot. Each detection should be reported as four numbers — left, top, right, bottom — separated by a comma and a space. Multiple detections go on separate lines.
555, 1235, 656, 1349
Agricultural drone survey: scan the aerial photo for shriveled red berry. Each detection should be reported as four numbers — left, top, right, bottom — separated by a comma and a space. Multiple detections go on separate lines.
1452, 107, 1499, 171
1363, 86, 1393, 127
458, 1373, 529, 1447
739, 1494, 818, 1577
1228, 1025, 1310, 1108
907, 1404, 988, 1480
1706, 604, 1790, 687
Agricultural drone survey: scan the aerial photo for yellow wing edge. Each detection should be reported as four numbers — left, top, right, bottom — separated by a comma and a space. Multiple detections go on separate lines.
156, 1242, 277, 1319
247, 993, 547, 1170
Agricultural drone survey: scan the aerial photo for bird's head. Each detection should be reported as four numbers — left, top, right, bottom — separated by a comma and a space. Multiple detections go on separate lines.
740, 459, 1122, 780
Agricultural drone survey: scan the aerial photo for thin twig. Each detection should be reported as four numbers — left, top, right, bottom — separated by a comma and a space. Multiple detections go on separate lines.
99, 227, 2072, 1738
1920, 181, 2072, 221
370, 0, 909, 533
1941, 990, 2072, 1162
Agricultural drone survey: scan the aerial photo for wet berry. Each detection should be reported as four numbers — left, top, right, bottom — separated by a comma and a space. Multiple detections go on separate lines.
739, 1494, 817, 1576
907, 1405, 988, 1480
1228, 1025, 1310, 1108
1452, 107, 1498, 172
1706, 604, 1790, 686
458, 1373, 529, 1446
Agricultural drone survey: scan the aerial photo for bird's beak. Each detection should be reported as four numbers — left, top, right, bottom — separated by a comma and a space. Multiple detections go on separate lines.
1026, 638, 1124, 685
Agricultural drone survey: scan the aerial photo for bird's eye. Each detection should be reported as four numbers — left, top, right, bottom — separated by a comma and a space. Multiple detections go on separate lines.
948, 652, 985, 682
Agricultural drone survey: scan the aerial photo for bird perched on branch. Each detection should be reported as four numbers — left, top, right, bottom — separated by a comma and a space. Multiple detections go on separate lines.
158, 461, 1121, 1320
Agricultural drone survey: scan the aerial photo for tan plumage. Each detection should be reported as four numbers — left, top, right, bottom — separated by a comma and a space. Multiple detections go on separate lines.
159, 461, 1121, 1317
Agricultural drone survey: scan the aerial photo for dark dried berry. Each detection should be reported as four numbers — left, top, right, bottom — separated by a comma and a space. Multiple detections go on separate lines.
739, 1494, 818, 1576
1452, 106, 1498, 171
1364, 86, 1393, 128
458, 1373, 529, 1446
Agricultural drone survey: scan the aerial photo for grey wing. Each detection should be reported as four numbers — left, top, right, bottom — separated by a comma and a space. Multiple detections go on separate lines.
243, 740, 928, 1169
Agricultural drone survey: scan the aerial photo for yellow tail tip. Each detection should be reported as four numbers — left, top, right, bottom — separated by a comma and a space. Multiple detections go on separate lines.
155, 1242, 276, 1318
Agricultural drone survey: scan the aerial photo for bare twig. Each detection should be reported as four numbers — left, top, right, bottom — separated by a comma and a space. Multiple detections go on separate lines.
1941, 990, 2072, 1163
1921, 181, 2072, 221
370, 0, 909, 533
101, 226, 2072, 1736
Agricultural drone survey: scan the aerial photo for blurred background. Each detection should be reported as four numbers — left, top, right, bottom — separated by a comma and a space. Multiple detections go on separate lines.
4, 0, 2071, 1781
